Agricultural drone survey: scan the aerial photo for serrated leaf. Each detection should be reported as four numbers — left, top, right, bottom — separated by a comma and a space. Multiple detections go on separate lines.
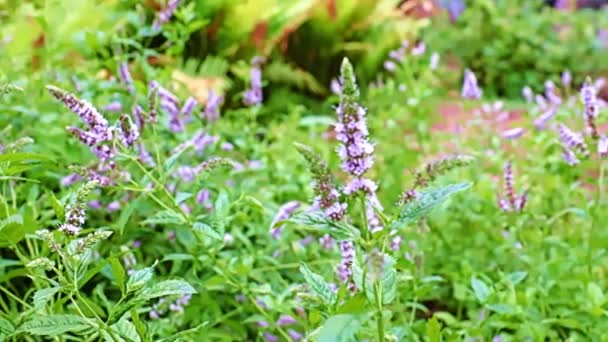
0, 215, 23, 231
289, 212, 359, 240
142, 210, 185, 226
174, 192, 193, 205
0, 318, 14, 335
299, 263, 336, 305
390, 182, 471, 229
111, 257, 126, 295
381, 257, 397, 305
32, 287, 60, 311
471, 277, 490, 303
126, 263, 156, 294
17, 314, 90, 336
316, 314, 362, 342
140, 280, 197, 300
426, 316, 442, 342
111, 319, 141, 342
193, 222, 222, 241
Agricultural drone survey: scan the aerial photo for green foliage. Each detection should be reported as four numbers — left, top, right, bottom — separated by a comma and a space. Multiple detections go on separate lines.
425, 0, 608, 97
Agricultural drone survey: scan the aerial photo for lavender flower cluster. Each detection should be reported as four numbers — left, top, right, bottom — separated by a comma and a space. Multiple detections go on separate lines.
497, 162, 528, 213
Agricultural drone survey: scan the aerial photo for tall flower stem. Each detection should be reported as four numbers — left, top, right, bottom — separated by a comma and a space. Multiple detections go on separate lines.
374, 282, 385, 342
588, 160, 605, 277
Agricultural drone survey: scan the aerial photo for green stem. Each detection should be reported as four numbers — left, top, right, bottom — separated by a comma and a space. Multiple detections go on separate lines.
588, 160, 605, 277
375, 283, 385, 342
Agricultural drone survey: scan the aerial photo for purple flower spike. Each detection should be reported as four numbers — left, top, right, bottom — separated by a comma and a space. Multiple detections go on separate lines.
107, 201, 121, 212
269, 201, 300, 239
562, 147, 580, 166
288, 329, 303, 341
411, 42, 426, 56
502, 127, 525, 140
118, 62, 135, 93
522, 86, 534, 103
558, 124, 589, 157
153, 0, 181, 30
46, 85, 110, 138
534, 107, 556, 131
181, 96, 197, 123
243, 66, 263, 106
196, 189, 211, 205
61, 173, 82, 186
319, 234, 335, 250
203, 89, 223, 122
148, 81, 159, 124
103, 102, 122, 112
383, 60, 397, 72
390, 235, 403, 251
562, 70, 572, 88
581, 78, 599, 139
276, 314, 297, 326
337, 241, 355, 284
256, 320, 269, 328
461, 69, 482, 99
497, 162, 527, 213
119, 114, 140, 147
133, 105, 145, 132
263, 332, 278, 342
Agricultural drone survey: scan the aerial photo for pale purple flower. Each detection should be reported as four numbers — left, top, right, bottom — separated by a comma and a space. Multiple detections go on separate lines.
562, 147, 580, 166
88, 200, 102, 209
522, 86, 534, 103
562, 70, 572, 88
277, 314, 297, 326
429, 52, 440, 70
534, 107, 557, 130
243, 66, 263, 106
119, 114, 140, 147
581, 79, 599, 138
598, 136, 608, 158
103, 102, 122, 112
132, 240, 142, 248
299, 236, 314, 246
502, 127, 525, 140
336, 241, 355, 283
61, 173, 82, 186
388, 47, 406, 62
137, 143, 155, 167
390, 235, 403, 251
223, 233, 234, 245
325, 201, 347, 221
133, 105, 145, 131
545, 80, 562, 106
203, 89, 223, 122
411, 42, 426, 56
344, 177, 378, 195
248, 160, 263, 169
176, 166, 196, 182
221, 142, 234, 151
330, 78, 342, 95
461, 69, 482, 99
335, 106, 374, 177
383, 60, 397, 72
263, 332, 278, 342
535, 94, 548, 110
47, 85, 110, 138
288, 329, 303, 341
497, 162, 527, 212
148, 81, 159, 124
558, 124, 589, 157
256, 321, 270, 328
196, 189, 210, 205
319, 234, 334, 250
445, 0, 466, 22
153, 0, 181, 30
107, 201, 121, 212
181, 96, 197, 123
270, 201, 300, 239
149, 310, 160, 319
118, 62, 135, 93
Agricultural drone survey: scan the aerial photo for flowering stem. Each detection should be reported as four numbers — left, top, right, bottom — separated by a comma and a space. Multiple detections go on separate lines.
588, 160, 605, 277
374, 282, 385, 342
360, 195, 371, 242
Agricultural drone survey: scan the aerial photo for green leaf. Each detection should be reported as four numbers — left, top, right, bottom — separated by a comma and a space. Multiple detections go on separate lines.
45, 190, 64, 221
486, 303, 516, 314
129, 309, 147, 342
0, 152, 53, 163
115, 199, 137, 235
0, 215, 23, 231
156, 322, 208, 342
126, 263, 156, 294
193, 222, 222, 241
140, 280, 197, 300
0, 318, 14, 335
390, 182, 472, 229
426, 316, 442, 342
315, 314, 362, 342
588, 282, 605, 307
174, 192, 192, 205
32, 287, 60, 311
111, 256, 126, 295
289, 212, 359, 240
381, 256, 397, 305
507, 271, 527, 285
111, 319, 141, 342
0, 258, 20, 268
142, 210, 185, 226
299, 263, 336, 305
17, 314, 90, 336
471, 277, 491, 303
